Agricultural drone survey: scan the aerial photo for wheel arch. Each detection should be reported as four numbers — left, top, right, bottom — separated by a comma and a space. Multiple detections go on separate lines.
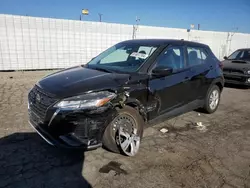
215, 82, 223, 92
113, 96, 147, 122
124, 98, 147, 122
210, 77, 224, 92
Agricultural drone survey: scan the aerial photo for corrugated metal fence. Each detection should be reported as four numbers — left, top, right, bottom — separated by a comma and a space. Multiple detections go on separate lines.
0, 14, 250, 70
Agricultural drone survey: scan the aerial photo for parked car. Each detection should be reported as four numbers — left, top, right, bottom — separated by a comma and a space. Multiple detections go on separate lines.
28, 39, 224, 156
222, 48, 250, 86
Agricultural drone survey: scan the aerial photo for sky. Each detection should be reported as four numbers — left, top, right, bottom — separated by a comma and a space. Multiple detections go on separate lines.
0, 0, 250, 33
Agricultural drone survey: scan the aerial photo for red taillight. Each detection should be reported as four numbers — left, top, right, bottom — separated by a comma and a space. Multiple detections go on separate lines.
219, 61, 223, 69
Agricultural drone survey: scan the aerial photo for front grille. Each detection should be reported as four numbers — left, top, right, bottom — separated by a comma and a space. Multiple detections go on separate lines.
223, 68, 244, 74
28, 85, 58, 121
224, 75, 246, 82
29, 111, 42, 126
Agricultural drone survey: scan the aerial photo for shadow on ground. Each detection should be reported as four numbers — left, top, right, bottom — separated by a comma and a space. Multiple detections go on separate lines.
0, 132, 91, 188
224, 83, 249, 89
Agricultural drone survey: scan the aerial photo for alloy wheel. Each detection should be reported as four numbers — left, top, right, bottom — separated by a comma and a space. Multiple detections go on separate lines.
112, 114, 140, 156
209, 89, 219, 110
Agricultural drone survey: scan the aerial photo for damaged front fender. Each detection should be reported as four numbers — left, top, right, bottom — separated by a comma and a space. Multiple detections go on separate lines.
109, 85, 148, 122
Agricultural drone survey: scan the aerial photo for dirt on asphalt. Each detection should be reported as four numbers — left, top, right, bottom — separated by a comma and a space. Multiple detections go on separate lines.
0, 71, 250, 188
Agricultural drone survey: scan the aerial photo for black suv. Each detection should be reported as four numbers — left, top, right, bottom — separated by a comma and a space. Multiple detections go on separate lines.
28, 39, 224, 156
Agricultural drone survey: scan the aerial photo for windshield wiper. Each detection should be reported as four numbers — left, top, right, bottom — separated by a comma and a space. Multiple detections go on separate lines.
88, 66, 114, 73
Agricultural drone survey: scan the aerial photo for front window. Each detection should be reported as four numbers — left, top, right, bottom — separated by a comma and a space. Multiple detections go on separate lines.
87, 43, 158, 72
154, 46, 185, 71
228, 49, 250, 61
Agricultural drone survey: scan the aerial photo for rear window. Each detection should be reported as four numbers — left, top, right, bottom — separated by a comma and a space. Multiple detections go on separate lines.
201, 50, 208, 60
187, 47, 208, 67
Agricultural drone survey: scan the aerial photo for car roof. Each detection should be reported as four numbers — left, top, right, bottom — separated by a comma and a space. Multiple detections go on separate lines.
120, 39, 209, 48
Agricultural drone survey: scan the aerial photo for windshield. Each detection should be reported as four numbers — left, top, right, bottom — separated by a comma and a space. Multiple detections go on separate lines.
228, 49, 250, 61
87, 43, 158, 72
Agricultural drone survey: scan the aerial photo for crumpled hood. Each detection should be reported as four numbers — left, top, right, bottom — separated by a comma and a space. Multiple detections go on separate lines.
223, 60, 250, 70
37, 66, 130, 98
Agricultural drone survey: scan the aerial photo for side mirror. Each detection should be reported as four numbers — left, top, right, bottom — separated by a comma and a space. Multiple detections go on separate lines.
152, 66, 173, 77
223, 56, 228, 60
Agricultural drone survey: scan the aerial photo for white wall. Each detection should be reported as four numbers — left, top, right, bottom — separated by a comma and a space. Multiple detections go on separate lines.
0, 14, 250, 70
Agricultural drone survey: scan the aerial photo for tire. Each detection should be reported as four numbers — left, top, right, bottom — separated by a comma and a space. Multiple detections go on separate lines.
102, 106, 144, 156
203, 85, 221, 114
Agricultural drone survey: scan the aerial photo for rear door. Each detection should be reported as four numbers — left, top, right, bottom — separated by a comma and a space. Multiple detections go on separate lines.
185, 46, 211, 101
148, 45, 190, 119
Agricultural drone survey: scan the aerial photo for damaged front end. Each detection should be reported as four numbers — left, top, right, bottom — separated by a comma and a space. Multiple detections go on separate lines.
28, 87, 123, 149
28, 85, 144, 150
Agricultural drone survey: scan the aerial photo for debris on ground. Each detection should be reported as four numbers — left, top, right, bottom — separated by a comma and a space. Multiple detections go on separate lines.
196, 122, 203, 127
195, 122, 208, 132
160, 128, 169, 133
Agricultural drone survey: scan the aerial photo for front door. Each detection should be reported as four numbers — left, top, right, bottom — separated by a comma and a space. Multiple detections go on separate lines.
148, 45, 190, 120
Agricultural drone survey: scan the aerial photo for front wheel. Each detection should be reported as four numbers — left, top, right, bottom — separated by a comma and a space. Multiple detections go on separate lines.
102, 106, 144, 156
203, 85, 221, 114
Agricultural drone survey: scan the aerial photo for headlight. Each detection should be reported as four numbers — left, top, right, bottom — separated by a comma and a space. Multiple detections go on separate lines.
55, 91, 116, 110
247, 70, 250, 74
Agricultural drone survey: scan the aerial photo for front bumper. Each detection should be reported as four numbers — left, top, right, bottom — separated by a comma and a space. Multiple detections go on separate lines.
28, 106, 116, 149
223, 72, 250, 86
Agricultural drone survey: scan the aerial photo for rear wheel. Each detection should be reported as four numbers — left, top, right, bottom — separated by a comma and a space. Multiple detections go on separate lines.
102, 106, 144, 156
203, 85, 221, 113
